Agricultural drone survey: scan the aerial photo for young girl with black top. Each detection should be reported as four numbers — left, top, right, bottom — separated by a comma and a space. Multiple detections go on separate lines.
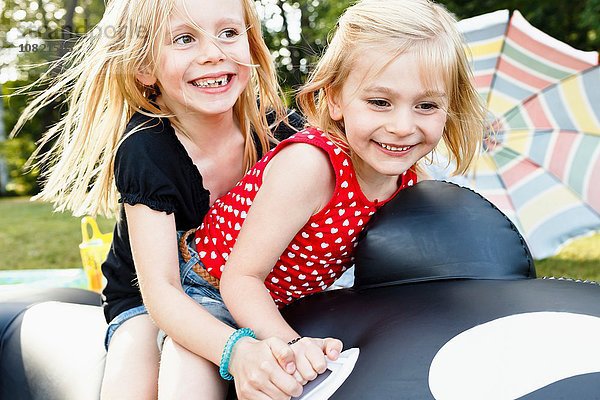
13, 0, 310, 398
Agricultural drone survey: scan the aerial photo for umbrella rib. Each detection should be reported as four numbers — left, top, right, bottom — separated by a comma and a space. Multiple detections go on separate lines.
476, 150, 521, 222
485, 11, 512, 108
465, 11, 599, 258
493, 129, 599, 193
492, 146, 600, 220
496, 65, 600, 132
494, 129, 599, 139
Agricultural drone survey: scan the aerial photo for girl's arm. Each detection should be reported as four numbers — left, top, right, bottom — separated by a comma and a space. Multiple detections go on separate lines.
220, 143, 343, 379
126, 205, 302, 398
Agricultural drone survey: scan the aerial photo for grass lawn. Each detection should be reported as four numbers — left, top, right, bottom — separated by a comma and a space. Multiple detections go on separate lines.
0, 197, 115, 270
1, 197, 599, 282
535, 233, 600, 282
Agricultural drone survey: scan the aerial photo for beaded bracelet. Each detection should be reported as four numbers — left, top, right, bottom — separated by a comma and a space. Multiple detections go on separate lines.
219, 328, 256, 380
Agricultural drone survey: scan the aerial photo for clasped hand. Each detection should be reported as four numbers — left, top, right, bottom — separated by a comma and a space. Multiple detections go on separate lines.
228, 336, 343, 400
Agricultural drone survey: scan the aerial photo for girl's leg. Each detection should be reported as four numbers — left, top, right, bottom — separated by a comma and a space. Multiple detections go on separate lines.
159, 235, 232, 398
158, 336, 229, 400
101, 314, 160, 400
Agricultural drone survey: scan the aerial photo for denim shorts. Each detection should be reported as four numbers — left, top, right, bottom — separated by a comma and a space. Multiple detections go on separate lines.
157, 231, 238, 348
104, 304, 148, 350
104, 231, 237, 350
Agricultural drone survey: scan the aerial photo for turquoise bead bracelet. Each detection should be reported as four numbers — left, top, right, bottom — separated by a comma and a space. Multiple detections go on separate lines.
219, 328, 256, 380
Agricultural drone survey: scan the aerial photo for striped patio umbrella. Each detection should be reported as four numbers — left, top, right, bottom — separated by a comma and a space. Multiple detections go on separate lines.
437, 10, 600, 259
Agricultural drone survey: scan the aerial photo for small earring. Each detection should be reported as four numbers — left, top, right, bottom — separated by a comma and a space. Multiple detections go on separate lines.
142, 83, 160, 100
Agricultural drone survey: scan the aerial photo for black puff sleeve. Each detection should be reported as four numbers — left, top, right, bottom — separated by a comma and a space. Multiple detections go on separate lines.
114, 117, 183, 214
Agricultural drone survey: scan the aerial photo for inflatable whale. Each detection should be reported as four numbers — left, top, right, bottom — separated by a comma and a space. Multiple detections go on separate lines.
1, 181, 599, 399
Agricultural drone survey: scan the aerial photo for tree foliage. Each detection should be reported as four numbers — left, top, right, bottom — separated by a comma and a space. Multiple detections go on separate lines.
1, 0, 105, 194
1, 0, 598, 196
442, 0, 600, 52
262, 0, 599, 92
256, 0, 351, 90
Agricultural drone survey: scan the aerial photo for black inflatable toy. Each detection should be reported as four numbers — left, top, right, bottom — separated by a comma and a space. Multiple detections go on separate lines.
1, 181, 599, 400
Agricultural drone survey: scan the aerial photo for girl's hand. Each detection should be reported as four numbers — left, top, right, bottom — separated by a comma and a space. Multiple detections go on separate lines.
289, 337, 343, 384
228, 336, 303, 400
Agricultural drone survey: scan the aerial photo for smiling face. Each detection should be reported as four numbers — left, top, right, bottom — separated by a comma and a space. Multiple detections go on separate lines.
139, 0, 251, 118
327, 49, 448, 187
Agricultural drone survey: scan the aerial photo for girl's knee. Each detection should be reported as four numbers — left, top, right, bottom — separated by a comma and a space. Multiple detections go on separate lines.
159, 338, 227, 399
102, 315, 160, 400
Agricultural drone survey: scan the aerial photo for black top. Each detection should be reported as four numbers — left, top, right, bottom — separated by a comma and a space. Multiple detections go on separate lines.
101, 111, 304, 322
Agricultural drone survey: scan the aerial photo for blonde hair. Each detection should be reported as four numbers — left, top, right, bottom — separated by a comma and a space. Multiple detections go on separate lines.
11, 0, 287, 217
297, 0, 486, 175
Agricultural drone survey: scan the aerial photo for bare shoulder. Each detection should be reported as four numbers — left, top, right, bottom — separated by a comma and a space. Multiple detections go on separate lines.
262, 143, 335, 211
265, 142, 334, 181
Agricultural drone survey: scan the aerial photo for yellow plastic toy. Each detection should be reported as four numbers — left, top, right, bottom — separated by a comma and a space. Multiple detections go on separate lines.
79, 216, 112, 293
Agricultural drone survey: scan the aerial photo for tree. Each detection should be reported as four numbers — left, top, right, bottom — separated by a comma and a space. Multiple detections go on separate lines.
442, 0, 599, 52
580, 0, 600, 51
256, 0, 351, 92
1, 0, 598, 196
0, 0, 105, 195
257, 0, 599, 97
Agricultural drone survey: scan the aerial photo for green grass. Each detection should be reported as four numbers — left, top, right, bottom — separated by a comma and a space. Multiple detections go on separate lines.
535, 233, 600, 282
0, 197, 599, 282
0, 197, 115, 270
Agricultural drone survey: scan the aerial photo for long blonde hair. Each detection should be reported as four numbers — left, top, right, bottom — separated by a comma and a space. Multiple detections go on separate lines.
11, 0, 287, 217
297, 0, 486, 175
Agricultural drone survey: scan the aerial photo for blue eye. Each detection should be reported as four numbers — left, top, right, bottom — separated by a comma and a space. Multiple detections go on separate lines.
218, 29, 240, 41
367, 99, 391, 108
417, 102, 439, 111
174, 34, 194, 45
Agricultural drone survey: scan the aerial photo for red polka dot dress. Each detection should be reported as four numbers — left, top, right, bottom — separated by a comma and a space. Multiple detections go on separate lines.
194, 127, 417, 307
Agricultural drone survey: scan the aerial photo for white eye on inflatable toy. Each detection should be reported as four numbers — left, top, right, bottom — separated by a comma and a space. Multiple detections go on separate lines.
429, 311, 600, 400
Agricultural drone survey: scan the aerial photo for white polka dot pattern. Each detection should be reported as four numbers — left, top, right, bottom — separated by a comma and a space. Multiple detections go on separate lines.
194, 127, 418, 307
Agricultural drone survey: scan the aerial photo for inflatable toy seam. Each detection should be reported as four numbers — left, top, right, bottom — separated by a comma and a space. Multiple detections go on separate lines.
353, 180, 536, 290
443, 181, 535, 273
354, 274, 524, 291
542, 276, 599, 286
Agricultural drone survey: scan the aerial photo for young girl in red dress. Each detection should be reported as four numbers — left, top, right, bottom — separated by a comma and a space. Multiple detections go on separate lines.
179, 0, 487, 393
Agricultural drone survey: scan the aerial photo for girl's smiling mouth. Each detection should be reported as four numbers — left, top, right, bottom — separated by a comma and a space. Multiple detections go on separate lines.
190, 74, 232, 88
374, 140, 413, 152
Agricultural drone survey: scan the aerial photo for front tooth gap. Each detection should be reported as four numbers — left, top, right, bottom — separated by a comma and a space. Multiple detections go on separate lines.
195, 77, 228, 87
